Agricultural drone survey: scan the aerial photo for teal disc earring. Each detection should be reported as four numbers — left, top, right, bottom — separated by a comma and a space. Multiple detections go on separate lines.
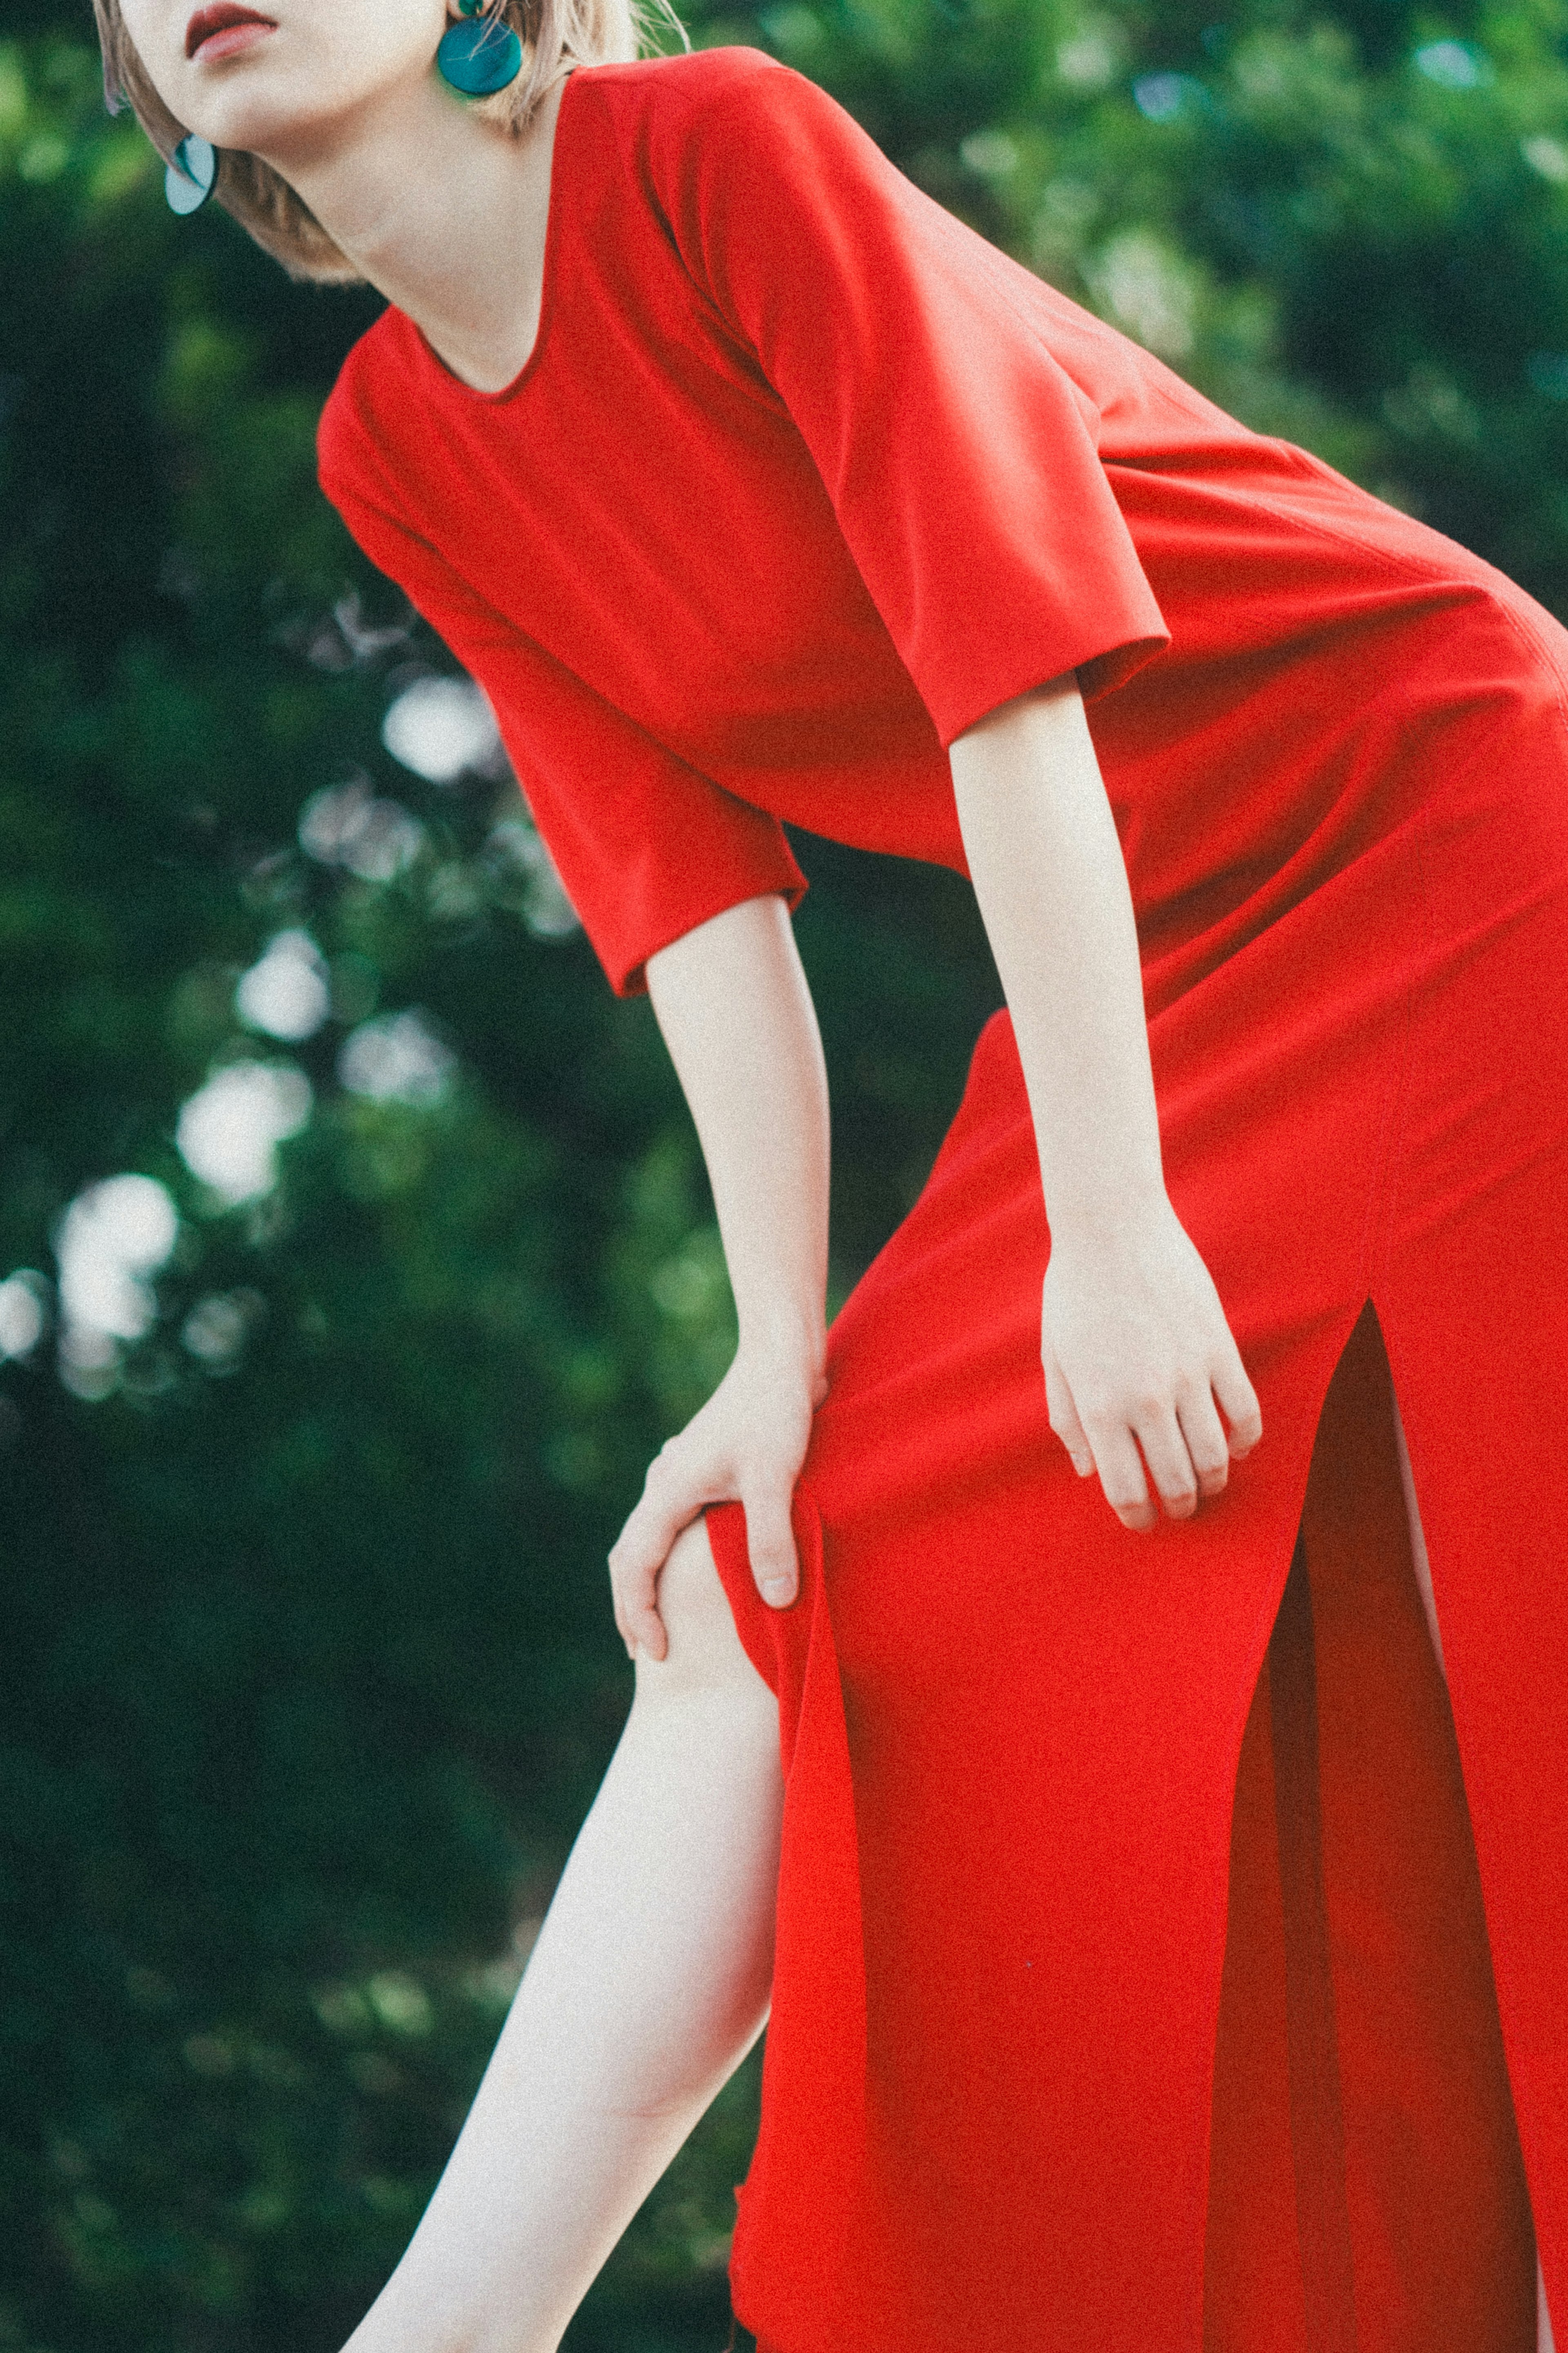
165, 133, 217, 214
437, 0, 523, 96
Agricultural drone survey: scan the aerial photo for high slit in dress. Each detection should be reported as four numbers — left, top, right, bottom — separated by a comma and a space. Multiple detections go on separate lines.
316, 45, 1567, 2351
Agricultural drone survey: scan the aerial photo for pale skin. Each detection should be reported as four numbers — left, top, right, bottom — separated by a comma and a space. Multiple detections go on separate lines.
116, 5, 1555, 2345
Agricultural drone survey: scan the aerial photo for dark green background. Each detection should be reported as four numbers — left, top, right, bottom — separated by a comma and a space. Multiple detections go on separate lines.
2, 0, 1566, 2342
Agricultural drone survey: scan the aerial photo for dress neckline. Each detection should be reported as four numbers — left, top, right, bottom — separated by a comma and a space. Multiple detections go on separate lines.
405, 63, 588, 404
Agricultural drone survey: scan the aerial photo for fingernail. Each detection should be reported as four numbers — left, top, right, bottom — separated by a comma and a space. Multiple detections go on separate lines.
761, 1576, 794, 1604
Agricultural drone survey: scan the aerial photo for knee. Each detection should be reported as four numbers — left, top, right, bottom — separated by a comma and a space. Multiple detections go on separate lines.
635, 1519, 778, 1714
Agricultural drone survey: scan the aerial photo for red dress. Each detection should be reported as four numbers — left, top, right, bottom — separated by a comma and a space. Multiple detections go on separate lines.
317, 49, 1567, 2353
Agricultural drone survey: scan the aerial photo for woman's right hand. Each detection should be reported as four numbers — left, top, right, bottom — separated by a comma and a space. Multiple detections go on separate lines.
1040, 1197, 1262, 1532
608, 1336, 827, 1662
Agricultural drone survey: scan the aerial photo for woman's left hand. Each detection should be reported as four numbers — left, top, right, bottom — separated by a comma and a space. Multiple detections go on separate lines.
1040, 1198, 1262, 1531
608, 1338, 826, 1662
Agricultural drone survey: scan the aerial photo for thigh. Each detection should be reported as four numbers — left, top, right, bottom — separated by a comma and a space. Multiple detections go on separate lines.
1392, 1392, 1445, 1679
641, 1518, 780, 1707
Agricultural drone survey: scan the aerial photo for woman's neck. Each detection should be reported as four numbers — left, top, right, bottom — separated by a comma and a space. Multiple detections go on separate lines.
264, 70, 568, 392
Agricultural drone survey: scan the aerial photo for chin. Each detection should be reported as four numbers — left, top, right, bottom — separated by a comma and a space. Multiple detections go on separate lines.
180, 69, 342, 156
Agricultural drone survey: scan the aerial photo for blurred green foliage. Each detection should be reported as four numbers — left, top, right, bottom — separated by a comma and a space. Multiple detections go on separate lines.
1, 0, 1566, 2342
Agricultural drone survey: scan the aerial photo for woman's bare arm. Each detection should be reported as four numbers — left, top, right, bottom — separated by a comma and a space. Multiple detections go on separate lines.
949, 675, 1261, 1529
608, 894, 831, 1655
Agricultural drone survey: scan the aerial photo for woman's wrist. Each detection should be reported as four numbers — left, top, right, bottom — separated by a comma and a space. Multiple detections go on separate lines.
734, 1298, 829, 1387
1042, 1178, 1172, 1253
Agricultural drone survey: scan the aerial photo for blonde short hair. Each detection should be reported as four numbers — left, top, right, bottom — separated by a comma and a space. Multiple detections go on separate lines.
92, 0, 660, 283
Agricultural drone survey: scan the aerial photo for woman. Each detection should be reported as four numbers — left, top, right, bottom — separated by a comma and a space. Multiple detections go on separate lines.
95, 1, 1563, 2347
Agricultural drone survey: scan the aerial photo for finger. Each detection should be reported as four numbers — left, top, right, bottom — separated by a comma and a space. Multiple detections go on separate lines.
1212, 1352, 1263, 1457
609, 1546, 668, 1664
1176, 1384, 1233, 1499
609, 1459, 697, 1597
1085, 1419, 1158, 1533
1042, 1345, 1094, 1476
609, 1477, 695, 1662
740, 1481, 800, 1608
1131, 1405, 1200, 1520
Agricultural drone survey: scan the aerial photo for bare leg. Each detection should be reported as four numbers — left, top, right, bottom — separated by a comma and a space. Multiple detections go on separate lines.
1392, 1394, 1555, 2353
343, 1520, 784, 2353
1392, 1398, 1445, 1683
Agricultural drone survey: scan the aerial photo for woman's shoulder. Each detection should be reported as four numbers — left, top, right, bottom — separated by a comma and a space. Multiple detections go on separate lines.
572, 42, 853, 169
576, 42, 802, 116
576, 43, 902, 291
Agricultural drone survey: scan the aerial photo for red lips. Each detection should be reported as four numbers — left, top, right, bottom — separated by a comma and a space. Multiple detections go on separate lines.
185, 3, 278, 60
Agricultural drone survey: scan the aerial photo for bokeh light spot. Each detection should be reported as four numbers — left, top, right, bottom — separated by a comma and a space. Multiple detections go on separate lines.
299, 780, 425, 882
0, 1270, 49, 1361
338, 1011, 456, 1106
236, 931, 330, 1042
53, 1178, 180, 1394
177, 1064, 313, 1204
381, 676, 500, 784
1415, 39, 1489, 87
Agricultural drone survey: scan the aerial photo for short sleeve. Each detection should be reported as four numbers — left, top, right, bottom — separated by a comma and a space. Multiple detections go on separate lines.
318, 477, 807, 996
661, 59, 1170, 745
